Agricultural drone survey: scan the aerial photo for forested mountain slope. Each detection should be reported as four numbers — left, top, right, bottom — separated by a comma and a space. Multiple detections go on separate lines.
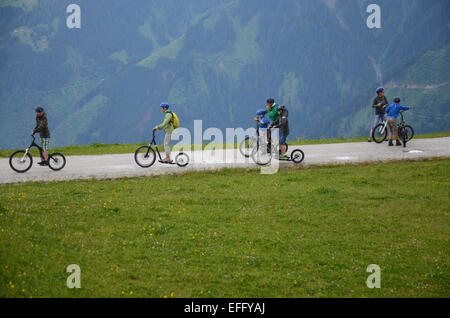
0, 0, 448, 148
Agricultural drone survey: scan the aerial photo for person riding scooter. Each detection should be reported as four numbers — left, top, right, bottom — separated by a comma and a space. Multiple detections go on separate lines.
270, 105, 289, 159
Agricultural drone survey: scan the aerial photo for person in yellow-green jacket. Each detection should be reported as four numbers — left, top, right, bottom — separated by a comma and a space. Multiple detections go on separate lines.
153, 102, 174, 163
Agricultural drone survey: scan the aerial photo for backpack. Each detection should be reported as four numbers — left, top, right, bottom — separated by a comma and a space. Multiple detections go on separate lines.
169, 111, 180, 129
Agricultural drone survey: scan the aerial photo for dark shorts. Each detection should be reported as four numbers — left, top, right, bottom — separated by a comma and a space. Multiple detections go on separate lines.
279, 133, 288, 145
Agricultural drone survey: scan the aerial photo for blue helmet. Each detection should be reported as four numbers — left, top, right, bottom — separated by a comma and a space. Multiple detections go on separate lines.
393, 97, 401, 103
256, 109, 266, 116
160, 102, 169, 109
266, 98, 275, 104
376, 87, 384, 94
35, 106, 44, 113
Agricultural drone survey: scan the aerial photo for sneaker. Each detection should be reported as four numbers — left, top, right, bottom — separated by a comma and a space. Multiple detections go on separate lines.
396, 140, 402, 146
388, 140, 393, 146
160, 157, 173, 163
368, 137, 372, 142
38, 161, 46, 166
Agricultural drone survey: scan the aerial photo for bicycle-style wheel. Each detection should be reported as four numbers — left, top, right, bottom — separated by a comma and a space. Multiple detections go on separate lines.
135, 146, 156, 168
251, 145, 272, 166
291, 149, 305, 164
239, 136, 257, 158
404, 125, 414, 142
175, 152, 189, 167
48, 153, 66, 171
372, 123, 387, 143
9, 150, 33, 173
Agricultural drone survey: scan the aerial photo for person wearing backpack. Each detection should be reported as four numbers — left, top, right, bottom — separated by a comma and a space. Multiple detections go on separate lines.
270, 105, 290, 159
153, 102, 178, 163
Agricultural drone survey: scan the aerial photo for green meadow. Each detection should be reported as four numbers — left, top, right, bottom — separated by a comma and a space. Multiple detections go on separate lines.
0, 158, 449, 297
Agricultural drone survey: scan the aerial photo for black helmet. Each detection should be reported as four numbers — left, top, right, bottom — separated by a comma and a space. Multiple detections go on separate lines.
35, 106, 44, 113
266, 98, 275, 104
393, 97, 401, 103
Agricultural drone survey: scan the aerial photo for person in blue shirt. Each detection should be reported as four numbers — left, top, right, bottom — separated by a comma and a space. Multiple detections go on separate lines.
254, 109, 270, 128
254, 109, 270, 150
385, 97, 410, 146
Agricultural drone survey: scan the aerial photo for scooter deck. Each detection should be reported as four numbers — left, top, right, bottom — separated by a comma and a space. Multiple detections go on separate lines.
275, 155, 291, 161
158, 160, 176, 165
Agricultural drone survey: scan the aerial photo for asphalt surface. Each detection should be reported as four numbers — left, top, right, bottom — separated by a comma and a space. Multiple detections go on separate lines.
1, 137, 449, 184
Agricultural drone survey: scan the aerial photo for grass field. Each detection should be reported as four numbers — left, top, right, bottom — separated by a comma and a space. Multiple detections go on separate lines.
1, 131, 449, 158
0, 159, 449, 298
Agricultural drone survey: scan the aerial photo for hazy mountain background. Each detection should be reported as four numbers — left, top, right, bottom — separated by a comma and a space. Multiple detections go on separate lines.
0, 0, 449, 148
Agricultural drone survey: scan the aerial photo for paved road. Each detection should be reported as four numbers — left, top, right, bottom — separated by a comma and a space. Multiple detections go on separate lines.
1, 137, 449, 184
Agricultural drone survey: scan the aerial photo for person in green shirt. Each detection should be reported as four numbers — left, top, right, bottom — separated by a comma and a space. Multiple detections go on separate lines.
153, 102, 175, 163
265, 98, 279, 123
264, 98, 279, 150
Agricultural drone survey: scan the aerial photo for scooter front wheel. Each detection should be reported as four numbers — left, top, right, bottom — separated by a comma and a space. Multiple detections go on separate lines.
251, 146, 272, 166
239, 136, 257, 158
9, 150, 33, 173
372, 123, 387, 143
135, 146, 156, 168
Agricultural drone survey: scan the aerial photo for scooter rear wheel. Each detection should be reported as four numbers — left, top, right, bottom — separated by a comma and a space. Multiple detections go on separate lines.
291, 149, 305, 164
48, 152, 66, 171
175, 152, 189, 167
